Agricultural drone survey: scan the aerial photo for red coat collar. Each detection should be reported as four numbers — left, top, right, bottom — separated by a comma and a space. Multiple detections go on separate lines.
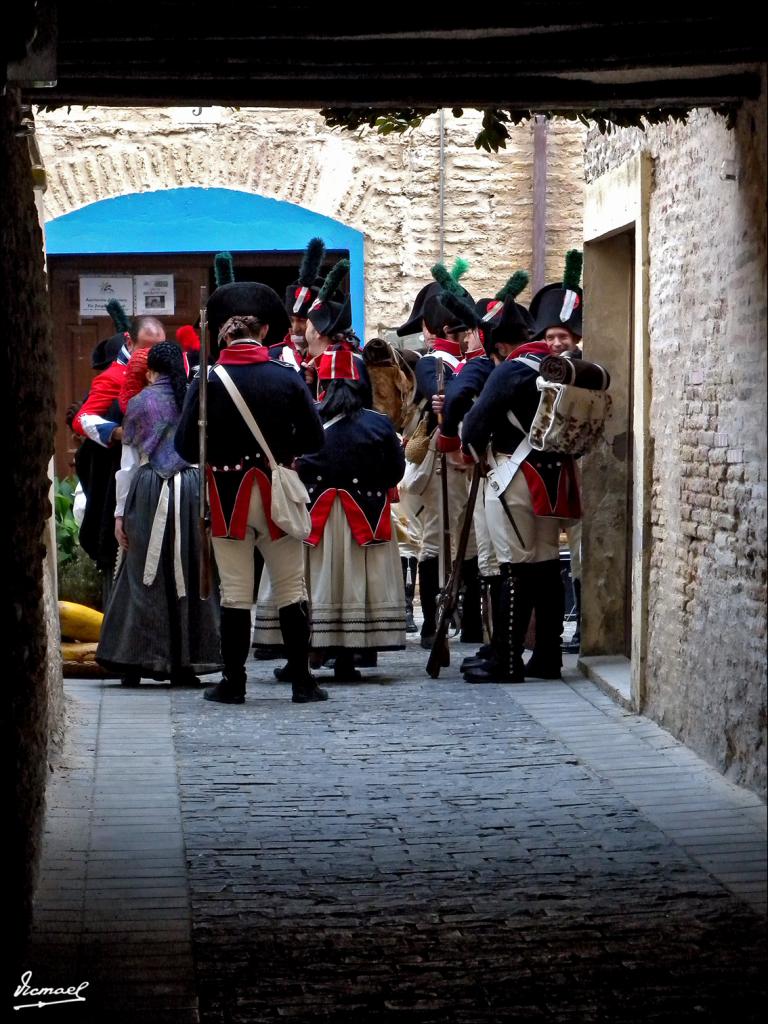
432, 338, 463, 359
507, 340, 550, 360
217, 341, 271, 365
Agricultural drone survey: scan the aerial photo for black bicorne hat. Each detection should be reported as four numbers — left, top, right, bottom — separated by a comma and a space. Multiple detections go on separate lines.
396, 258, 473, 337
475, 270, 535, 355
207, 282, 290, 349
284, 237, 326, 318
529, 250, 583, 339
91, 333, 127, 371
307, 258, 352, 337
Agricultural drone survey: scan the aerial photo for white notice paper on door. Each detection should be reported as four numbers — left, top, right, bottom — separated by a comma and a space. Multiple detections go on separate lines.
79, 276, 135, 316
134, 275, 175, 315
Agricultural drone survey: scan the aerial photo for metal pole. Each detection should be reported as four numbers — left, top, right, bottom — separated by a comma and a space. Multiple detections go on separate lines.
438, 108, 445, 262
532, 115, 548, 294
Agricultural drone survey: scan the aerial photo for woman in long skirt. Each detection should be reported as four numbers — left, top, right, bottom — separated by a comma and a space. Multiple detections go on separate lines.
253, 349, 406, 681
96, 343, 222, 685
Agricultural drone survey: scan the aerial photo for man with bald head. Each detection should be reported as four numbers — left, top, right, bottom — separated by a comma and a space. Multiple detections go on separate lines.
72, 311, 166, 599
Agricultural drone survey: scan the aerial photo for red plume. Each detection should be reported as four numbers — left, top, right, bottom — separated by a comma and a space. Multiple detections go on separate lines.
176, 325, 200, 352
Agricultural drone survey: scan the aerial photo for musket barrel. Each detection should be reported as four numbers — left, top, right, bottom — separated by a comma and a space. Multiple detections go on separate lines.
198, 286, 211, 599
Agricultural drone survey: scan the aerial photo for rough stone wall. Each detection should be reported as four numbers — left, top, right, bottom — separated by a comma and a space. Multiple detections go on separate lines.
585, 94, 767, 798
1, 91, 58, 956
34, 107, 585, 333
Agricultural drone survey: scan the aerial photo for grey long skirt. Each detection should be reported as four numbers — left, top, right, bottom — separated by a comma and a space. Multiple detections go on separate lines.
96, 465, 222, 678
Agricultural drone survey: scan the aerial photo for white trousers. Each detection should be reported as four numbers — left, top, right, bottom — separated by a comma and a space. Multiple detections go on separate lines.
474, 477, 499, 577
485, 459, 561, 565
418, 459, 477, 568
212, 485, 307, 610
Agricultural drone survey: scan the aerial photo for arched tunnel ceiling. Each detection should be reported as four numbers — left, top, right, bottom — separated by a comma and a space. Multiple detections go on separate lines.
11, 3, 765, 110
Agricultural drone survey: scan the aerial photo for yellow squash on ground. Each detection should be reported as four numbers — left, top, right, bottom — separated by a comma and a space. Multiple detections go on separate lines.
61, 641, 99, 662
58, 601, 103, 642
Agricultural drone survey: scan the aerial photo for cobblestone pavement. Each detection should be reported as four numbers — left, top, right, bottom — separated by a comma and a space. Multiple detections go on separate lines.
23, 639, 766, 1024
176, 642, 766, 1024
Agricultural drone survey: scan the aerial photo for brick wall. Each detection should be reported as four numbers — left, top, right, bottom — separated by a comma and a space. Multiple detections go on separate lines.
585, 93, 767, 798
34, 107, 585, 335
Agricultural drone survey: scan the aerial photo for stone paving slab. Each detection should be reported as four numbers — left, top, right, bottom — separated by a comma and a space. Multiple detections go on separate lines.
22, 684, 198, 1024
20, 641, 767, 1023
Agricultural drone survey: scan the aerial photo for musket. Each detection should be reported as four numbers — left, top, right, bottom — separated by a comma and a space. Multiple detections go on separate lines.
198, 286, 212, 599
435, 358, 451, 590
426, 463, 481, 678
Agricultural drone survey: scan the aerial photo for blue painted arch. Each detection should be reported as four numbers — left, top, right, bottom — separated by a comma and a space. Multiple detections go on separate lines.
45, 187, 365, 338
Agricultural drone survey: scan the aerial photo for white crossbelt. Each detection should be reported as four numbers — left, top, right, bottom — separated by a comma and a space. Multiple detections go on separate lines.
485, 438, 532, 501
143, 474, 186, 597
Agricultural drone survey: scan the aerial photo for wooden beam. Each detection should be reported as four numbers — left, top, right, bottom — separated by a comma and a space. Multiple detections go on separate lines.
28, 71, 762, 110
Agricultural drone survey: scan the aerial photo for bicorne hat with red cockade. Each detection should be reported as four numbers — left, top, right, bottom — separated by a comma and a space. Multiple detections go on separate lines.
284, 237, 326, 319
529, 250, 583, 340
307, 258, 352, 338
475, 270, 535, 356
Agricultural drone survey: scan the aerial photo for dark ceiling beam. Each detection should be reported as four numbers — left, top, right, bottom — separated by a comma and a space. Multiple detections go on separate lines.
53, 3, 758, 39
29, 72, 761, 110
53, 25, 763, 71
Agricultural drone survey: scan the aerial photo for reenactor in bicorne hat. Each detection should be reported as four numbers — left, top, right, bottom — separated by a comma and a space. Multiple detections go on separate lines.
434, 271, 536, 676
303, 258, 371, 403
269, 237, 327, 371
174, 273, 326, 705
529, 250, 585, 652
459, 251, 584, 683
71, 301, 166, 600
396, 260, 483, 649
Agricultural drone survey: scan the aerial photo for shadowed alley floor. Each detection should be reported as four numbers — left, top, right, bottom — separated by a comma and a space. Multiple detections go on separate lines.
21, 642, 767, 1022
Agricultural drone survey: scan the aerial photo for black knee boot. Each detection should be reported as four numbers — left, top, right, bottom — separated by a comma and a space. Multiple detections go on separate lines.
205, 607, 251, 703
459, 556, 484, 643
279, 601, 328, 703
402, 556, 418, 633
418, 556, 440, 648
460, 574, 501, 670
525, 560, 565, 679
464, 563, 533, 683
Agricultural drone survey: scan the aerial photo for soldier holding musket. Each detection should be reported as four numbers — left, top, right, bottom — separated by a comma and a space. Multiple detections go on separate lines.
175, 277, 326, 705
433, 271, 536, 676
396, 260, 483, 649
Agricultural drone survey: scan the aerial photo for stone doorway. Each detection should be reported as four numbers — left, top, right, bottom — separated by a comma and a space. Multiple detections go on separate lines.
579, 153, 652, 711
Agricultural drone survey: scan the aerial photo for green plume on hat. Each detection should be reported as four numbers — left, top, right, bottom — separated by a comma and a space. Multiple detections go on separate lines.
431, 261, 464, 296
495, 270, 529, 303
450, 257, 470, 283
563, 250, 583, 290
214, 252, 235, 288
440, 289, 481, 330
298, 237, 326, 287
318, 258, 350, 302
106, 298, 131, 334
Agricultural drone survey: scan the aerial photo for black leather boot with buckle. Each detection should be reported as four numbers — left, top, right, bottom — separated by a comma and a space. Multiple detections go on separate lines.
464, 563, 533, 684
